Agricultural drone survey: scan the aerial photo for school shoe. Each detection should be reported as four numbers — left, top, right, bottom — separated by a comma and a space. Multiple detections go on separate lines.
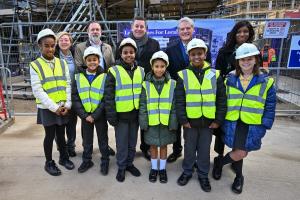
59, 159, 75, 170
100, 162, 109, 175
78, 160, 94, 173
232, 176, 244, 194
142, 150, 151, 161
68, 149, 76, 157
212, 156, 223, 180
198, 177, 211, 192
44, 160, 61, 176
177, 173, 192, 186
167, 152, 182, 163
159, 169, 168, 183
108, 146, 115, 156
126, 165, 141, 177
149, 169, 158, 183
116, 169, 126, 182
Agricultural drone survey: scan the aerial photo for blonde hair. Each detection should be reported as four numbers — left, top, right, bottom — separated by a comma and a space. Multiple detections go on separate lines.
56, 32, 73, 44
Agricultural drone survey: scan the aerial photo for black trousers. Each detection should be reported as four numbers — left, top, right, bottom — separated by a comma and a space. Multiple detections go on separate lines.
65, 111, 77, 150
213, 128, 225, 156
44, 124, 68, 162
81, 118, 109, 163
171, 124, 183, 155
140, 129, 150, 152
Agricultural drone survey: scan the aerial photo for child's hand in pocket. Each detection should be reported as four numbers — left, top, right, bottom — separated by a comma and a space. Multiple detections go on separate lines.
183, 122, 191, 129
209, 122, 219, 129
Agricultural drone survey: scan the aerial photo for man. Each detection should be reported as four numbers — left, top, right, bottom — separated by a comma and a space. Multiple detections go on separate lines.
165, 17, 211, 163
74, 21, 115, 156
115, 16, 160, 160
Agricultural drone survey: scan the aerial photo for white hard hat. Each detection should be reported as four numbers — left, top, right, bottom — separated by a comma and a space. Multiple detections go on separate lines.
83, 46, 101, 60
235, 43, 260, 59
37, 28, 56, 43
119, 38, 137, 51
187, 38, 207, 53
150, 51, 169, 67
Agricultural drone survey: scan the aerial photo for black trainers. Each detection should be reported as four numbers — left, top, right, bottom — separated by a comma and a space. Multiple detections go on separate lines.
44, 160, 61, 176
78, 161, 94, 173
116, 169, 126, 182
198, 177, 212, 192
177, 173, 192, 186
212, 156, 223, 180
149, 169, 158, 183
100, 162, 109, 176
59, 159, 75, 170
108, 146, 115, 156
126, 165, 141, 177
159, 169, 168, 183
232, 176, 244, 194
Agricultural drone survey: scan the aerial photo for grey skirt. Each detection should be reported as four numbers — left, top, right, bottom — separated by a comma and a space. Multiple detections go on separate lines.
233, 120, 249, 150
37, 108, 69, 127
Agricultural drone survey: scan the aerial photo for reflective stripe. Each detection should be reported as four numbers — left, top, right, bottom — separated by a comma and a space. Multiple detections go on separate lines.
186, 102, 215, 107
90, 98, 100, 104
59, 59, 66, 77
45, 86, 66, 94
115, 94, 140, 101
169, 80, 175, 102
120, 83, 141, 89
40, 76, 66, 84
33, 60, 46, 80
228, 94, 244, 99
148, 98, 170, 103
77, 87, 90, 93
244, 94, 265, 104
113, 66, 122, 90
81, 98, 90, 104
227, 106, 241, 112
148, 109, 170, 115
182, 69, 189, 90
241, 106, 264, 114
99, 74, 106, 94
90, 87, 101, 93
185, 89, 200, 94
259, 79, 268, 97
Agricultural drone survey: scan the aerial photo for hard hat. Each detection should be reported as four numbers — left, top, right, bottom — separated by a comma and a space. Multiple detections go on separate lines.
37, 28, 56, 43
186, 38, 207, 53
235, 43, 260, 59
119, 38, 137, 51
150, 51, 169, 67
83, 46, 101, 60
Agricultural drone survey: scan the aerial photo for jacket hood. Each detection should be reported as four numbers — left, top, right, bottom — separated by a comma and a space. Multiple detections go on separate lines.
226, 70, 269, 88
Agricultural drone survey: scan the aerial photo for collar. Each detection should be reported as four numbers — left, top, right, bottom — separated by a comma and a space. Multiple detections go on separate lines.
86, 70, 96, 75
40, 55, 55, 64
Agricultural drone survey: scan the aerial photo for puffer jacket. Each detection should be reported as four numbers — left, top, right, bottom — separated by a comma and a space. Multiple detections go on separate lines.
222, 71, 276, 151
71, 66, 106, 121
139, 71, 177, 146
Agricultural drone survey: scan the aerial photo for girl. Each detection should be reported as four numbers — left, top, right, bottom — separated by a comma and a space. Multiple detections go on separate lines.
104, 38, 145, 182
139, 51, 177, 183
214, 43, 276, 194
30, 29, 74, 176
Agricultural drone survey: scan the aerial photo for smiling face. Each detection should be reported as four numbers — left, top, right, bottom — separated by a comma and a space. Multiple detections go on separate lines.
85, 54, 99, 73
178, 21, 194, 44
236, 26, 250, 45
39, 36, 56, 60
121, 46, 136, 65
131, 20, 147, 39
58, 34, 72, 51
152, 59, 167, 79
238, 56, 256, 74
188, 48, 206, 67
88, 22, 102, 43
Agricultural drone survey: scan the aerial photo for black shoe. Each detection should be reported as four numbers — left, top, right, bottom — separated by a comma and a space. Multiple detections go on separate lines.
177, 173, 192, 186
194, 162, 198, 169
116, 169, 126, 182
44, 160, 61, 176
59, 159, 75, 170
198, 177, 211, 192
126, 165, 141, 177
212, 156, 223, 180
167, 152, 182, 163
232, 176, 244, 194
68, 149, 76, 157
142, 150, 151, 161
149, 169, 158, 183
159, 169, 168, 183
78, 161, 94, 173
108, 146, 115, 156
100, 162, 109, 176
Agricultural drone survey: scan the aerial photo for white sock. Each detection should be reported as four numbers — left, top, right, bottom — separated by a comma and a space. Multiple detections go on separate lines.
160, 159, 166, 170
151, 159, 158, 170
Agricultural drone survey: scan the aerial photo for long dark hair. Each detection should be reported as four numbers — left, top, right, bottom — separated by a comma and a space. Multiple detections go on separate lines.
224, 21, 255, 51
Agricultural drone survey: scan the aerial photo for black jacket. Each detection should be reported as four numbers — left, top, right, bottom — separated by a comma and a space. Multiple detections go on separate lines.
215, 47, 236, 78
165, 40, 212, 80
115, 37, 160, 74
175, 63, 227, 128
71, 66, 106, 121
104, 59, 140, 126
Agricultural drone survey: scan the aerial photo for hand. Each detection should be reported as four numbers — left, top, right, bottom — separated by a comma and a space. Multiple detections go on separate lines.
86, 116, 94, 123
55, 107, 63, 116
183, 122, 191, 129
60, 106, 69, 116
209, 122, 220, 129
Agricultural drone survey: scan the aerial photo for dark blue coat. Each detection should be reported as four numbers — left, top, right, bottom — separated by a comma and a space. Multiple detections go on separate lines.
222, 72, 276, 151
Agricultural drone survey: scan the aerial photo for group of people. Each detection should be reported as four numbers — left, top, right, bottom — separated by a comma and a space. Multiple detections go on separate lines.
30, 16, 276, 194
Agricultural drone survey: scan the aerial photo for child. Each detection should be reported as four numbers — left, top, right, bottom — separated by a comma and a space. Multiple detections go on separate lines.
104, 38, 145, 182
213, 43, 276, 194
175, 38, 227, 192
139, 51, 177, 183
72, 46, 110, 175
30, 28, 74, 176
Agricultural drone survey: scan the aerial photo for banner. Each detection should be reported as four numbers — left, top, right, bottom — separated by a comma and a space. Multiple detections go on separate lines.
263, 21, 290, 38
117, 19, 235, 67
287, 35, 300, 68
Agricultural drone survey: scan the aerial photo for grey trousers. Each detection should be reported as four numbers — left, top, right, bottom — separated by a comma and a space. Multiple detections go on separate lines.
182, 127, 213, 178
114, 121, 139, 170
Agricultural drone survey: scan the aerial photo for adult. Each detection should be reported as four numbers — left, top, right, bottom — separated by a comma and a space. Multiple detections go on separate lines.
165, 17, 211, 163
261, 43, 276, 69
212, 20, 255, 180
55, 31, 77, 157
74, 21, 115, 156
115, 16, 160, 160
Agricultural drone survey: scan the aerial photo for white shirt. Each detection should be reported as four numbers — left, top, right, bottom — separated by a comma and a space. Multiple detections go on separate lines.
90, 40, 105, 69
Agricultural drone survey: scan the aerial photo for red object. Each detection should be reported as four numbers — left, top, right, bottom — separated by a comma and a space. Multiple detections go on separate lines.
0, 80, 7, 120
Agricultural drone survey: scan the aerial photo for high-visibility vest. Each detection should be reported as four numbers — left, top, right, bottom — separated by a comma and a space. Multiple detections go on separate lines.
143, 79, 176, 126
75, 73, 106, 113
225, 77, 274, 124
109, 65, 144, 112
30, 57, 67, 104
178, 65, 220, 119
